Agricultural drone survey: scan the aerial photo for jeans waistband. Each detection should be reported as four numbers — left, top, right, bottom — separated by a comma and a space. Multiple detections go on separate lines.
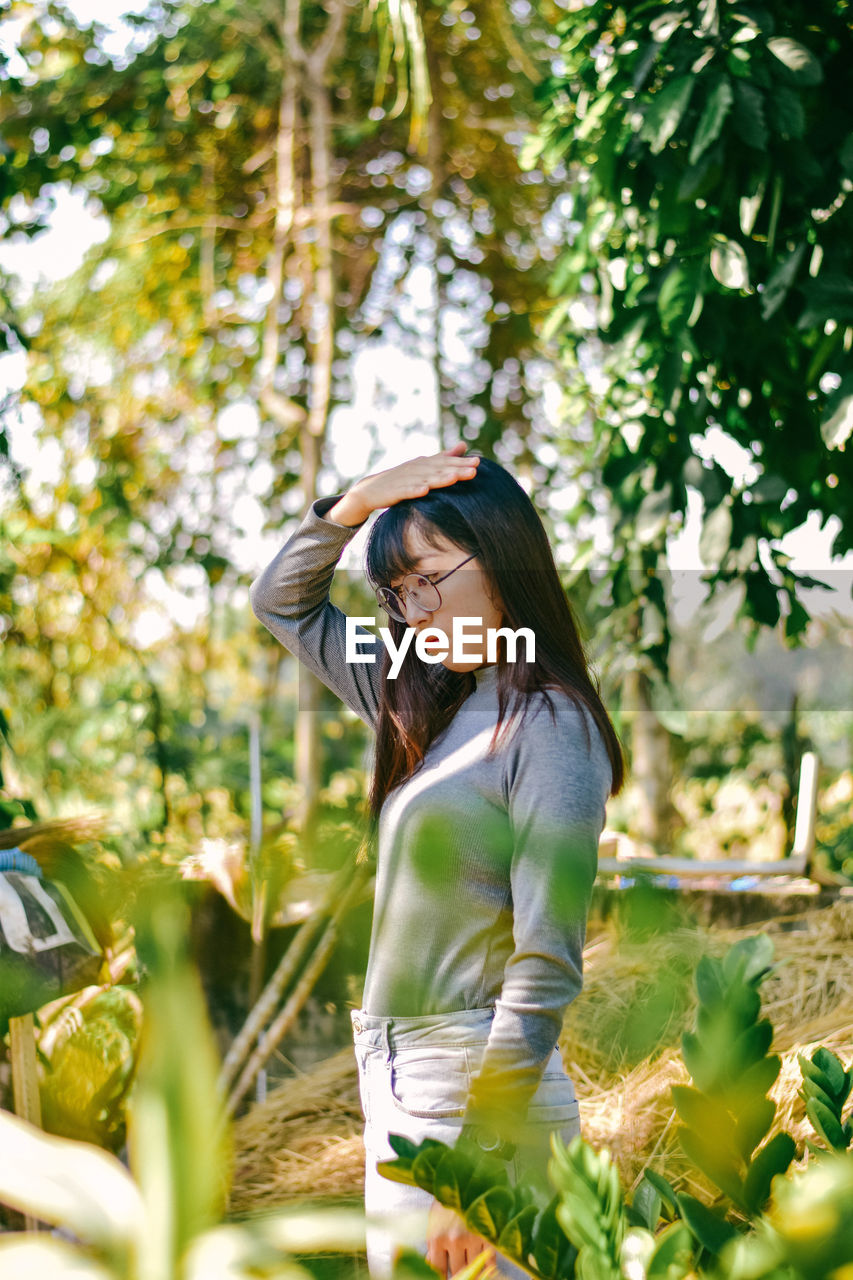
350, 1005, 495, 1054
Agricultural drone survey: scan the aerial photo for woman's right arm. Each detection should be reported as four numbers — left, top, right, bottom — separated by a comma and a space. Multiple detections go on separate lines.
249, 492, 382, 729
249, 446, 480, 731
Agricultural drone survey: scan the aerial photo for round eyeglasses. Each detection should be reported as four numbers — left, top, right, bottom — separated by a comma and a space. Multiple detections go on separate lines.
375, 553, 478, 622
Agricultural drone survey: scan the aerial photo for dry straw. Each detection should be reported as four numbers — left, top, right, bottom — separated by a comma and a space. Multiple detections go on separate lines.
230, 900, 853, 1213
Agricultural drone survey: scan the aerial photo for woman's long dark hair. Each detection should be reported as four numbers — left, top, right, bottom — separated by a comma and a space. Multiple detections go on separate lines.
357, 455, 625, 859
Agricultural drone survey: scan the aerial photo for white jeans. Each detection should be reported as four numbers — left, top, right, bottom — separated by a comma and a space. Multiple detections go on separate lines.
350, 1006, 580, 1280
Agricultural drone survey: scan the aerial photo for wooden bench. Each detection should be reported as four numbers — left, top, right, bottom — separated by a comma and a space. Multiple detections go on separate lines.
596, 751, 820, 883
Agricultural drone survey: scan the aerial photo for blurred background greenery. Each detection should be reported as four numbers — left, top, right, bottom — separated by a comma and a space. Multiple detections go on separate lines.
0, 0, 851, 1256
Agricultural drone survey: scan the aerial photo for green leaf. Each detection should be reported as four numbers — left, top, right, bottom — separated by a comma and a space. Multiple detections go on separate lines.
531, 1197, 568, 1277
375, 1157, 418, 1187
460, 1153, 510, 1209
773, 87, 806, 140
698, 501, 733, 567
676, 1193, 738, 1255
0, 1236, 115, 1279
744, 574, 780, 629
649, 11, 688, 44
805, 1098, 848, 1151
657, 267, 699, 332
820, 376, 853, 451
689, 77, 733, 165
671, 1087, 738, 1154
710, 237, 749, 290
555, 1195, 607, 1253
541, 297, 574, 342
635, 484, 672, 544
432, 1149, 467, 1213
389, 1246, 446, 1280
496, 1205, 538, 1263
642, 1169, 680, 1217
681, 1029, 713, 1093
750, 474, 789, 505
464, 1187, 516, 1241
743, 1133, 796, 1211
739, 178, 766, 234
411, 1144, 450, 1197
784, 598, 811, 645
128, 888, 227, 1271
798, 1053, 828, 1091
631, 1178, 662, 1232
730, 1019, 774, 1074
766, 38, 823, 86
677, 1127, 744, 1206
735, 1097, 776, 1161
0, 1110, 142, 1252
694, 955, 724, 1008
646, 1221, 694, 1280
761, 243, 806, 320
724, 935, 775, 987
640, 76, 695, 153
388, 1133, 422, 1161
811, 1048, 852, 1103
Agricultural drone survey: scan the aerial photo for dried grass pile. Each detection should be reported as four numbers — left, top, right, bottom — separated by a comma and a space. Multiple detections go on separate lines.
229, 1047, 365, 1214
230, 899, 853, 1213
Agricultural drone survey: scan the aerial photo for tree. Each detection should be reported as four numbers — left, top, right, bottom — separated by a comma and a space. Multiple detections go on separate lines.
526, 0, 852, 665
0, 0, 569, 833
521, 0, 853, 846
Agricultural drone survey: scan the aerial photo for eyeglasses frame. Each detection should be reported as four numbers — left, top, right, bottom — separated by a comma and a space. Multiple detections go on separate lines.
376, 552, 479, 622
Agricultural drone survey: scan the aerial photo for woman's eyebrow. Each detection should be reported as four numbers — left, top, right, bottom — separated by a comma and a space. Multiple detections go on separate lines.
389, 563, 441, 586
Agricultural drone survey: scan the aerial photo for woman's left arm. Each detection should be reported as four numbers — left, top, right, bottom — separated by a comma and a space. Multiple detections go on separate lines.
459, 693, 611, 1148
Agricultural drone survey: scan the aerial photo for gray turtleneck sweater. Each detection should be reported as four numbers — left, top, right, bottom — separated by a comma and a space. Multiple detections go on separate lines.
249, 494, 612, 1132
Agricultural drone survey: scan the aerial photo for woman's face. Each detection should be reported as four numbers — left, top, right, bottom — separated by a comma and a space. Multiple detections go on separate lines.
388, 524, 505, 673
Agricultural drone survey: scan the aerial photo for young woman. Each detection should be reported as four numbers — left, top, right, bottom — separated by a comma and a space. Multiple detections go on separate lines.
250, 443, 625, 1280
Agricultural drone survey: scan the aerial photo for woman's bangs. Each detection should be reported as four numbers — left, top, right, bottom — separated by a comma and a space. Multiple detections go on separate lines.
366, 506, 445, 591
366, 508, 421, 589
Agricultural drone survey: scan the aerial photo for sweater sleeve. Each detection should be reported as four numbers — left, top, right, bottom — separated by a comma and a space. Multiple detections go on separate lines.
460, 693, 610, 1140
249, 494, 383, 731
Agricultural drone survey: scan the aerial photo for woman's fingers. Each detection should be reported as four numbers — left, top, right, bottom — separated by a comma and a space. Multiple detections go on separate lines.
354, 450, 480, 511
428, 1232, 494, 1277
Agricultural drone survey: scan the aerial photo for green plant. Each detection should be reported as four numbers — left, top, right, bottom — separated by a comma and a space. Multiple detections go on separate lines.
378, 933, 853, 1280
672, 934, 796, 1216
377, 1133, 576, 1280
720, 1154, 853, 1280
0, 875, 366, 1280
798, 1047, 853, 1153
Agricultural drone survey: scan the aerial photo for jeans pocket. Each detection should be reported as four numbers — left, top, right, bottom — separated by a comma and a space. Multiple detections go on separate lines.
389, 1046, 470, 1119
524, 1073, 580, 1129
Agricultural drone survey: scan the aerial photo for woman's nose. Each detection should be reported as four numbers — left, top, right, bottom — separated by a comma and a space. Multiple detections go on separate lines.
402, 594, 432, 624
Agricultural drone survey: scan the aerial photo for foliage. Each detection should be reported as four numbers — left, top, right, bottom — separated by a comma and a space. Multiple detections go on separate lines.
672, 935, 796, 1214
0, 873, 366, 1280
36, 983, 142, 1152
813, 781, 853, 881
378, 1131, 576, 1280
379, 933, 853, 1279
798, 1047, 853, 1153
527, 0, 853, 685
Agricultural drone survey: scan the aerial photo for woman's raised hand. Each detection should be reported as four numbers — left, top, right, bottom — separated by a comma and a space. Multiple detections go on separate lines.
327, 443, 480, 527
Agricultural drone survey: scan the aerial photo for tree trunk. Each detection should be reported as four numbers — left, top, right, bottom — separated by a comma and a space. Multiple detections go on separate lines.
623, 617, 681, 850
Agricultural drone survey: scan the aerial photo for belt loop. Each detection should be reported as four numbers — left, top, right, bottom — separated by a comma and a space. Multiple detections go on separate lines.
384, 1019, 394, 1064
